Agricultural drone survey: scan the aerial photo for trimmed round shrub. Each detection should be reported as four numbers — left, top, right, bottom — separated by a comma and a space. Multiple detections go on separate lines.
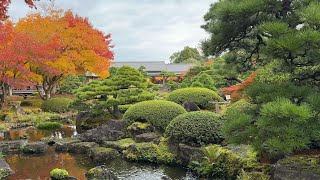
123, 100, 187, 131
167, 87, 222, 110
50, 168, 69, 179
41, 98, 73, 113
165, 111, 224, 145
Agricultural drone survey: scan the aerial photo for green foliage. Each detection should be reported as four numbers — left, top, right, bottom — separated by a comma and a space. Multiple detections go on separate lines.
20, 99, 43, 108
192, 73, 217, 91
50, 168, 69, 179
118, 104, 133, 114
123, 100, 186, 131
75, 66, 155, 119
41, 98, 73, 113
103, 138, 136, 150
170, 46, 203, 64
223, 100, 258, 144
191, 145, 259, 179
165, 111, 224, 146
37, 122, 62, 130
167, 87, 222, 110
124, 138, 179, 164
17, 112, 61, 123
60, 74, 83, 94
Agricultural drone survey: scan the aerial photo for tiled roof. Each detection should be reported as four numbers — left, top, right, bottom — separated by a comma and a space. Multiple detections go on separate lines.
111, 61, 194, 74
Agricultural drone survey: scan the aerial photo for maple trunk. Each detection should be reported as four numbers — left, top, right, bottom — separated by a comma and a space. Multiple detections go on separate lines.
0, 82, 7, 108
37, 75, 63, 100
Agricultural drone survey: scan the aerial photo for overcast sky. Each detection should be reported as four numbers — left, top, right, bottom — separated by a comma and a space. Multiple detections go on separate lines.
8, 0, 216, 62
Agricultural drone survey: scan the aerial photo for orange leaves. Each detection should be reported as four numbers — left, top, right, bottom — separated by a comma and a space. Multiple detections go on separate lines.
222, 72, 257, 101
15, 9, 114, 79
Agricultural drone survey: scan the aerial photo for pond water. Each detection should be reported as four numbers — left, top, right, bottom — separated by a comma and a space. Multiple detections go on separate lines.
6, 147, 197, 180
2, 127, 197, 180
0, 125, 78, 141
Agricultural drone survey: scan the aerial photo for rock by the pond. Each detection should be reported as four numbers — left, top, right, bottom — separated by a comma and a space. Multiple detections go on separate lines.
183, 100, 200, 112
86, 166, 118, 180
68, 142, 99, 155
90, 147, 119, 163
54, 138, 81, 152
127, 122, 155, 136
102, 138, 136, 151
161, 175, 172, 180
0, 140, 27, 153
272, 155, 320, 180
78, 120, 127, 143
22, 142, 48, 154
135, 132, 161, 143
178, 143, 204, 165
0, 159, 13, 179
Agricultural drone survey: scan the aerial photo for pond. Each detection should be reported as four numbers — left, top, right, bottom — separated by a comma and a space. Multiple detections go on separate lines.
5, 147, 196, 180
1, 127, 197, 179
0, 125, 78, 141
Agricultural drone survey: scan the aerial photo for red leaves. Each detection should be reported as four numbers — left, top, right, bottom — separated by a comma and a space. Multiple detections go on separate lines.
0, 0, 37, 21
222, 72, 257, 101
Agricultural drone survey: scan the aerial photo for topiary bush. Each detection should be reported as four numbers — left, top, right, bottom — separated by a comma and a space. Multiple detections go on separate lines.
123, 100, 186, 131
165, 111, 224, 146
167, 87, 222, 110
41, 98, 73, 113
50, 168, 69, 180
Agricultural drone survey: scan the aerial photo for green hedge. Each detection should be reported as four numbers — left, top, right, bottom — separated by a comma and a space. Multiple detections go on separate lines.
123, 100, 186, 131
20, 99, 43, 108
165, 111, 224, 146
37, 122, 62, 130
167, 87, 222, 110
41, 98, 73, 113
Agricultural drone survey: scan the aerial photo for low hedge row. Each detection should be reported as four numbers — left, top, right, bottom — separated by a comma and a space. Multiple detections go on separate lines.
41, 98, 73, 113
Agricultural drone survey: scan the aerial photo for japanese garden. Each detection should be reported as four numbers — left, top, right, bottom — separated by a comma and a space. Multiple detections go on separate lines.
0, 0, 320, 180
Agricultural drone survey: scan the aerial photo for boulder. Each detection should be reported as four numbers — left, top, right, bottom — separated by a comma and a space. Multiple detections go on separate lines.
54, 138, 81, 152
102, 138, 136, 151
68, 142, 99, 155
78, 120, 127, 143
90, 147, 119, 163
272, 155, 320, 180
183, 100, 200, 112
22, 141, 48, 154
86, 166, 118, 180
135, 133, 161, 143
0, 159, 13, 179
178, 143, 204, 165
0, 140, 27, 153
127, 122, 155, 136
161, 175, 172, 180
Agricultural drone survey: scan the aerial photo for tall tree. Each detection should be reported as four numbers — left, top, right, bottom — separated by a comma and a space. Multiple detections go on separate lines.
201, 0, 320, 87
0, 21, 35, 106
170, 46, 203, 64
15, 9, 114, 99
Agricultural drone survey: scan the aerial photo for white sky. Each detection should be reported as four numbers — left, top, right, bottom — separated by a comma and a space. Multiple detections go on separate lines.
8, 0, 217, 62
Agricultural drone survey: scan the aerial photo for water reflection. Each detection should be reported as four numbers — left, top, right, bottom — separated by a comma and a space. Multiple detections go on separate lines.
6, 147, 93, 180
0, 125, 78, 141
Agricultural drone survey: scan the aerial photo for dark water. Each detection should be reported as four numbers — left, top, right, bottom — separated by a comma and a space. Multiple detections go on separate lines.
0, 125, 78, 141
2, 127, 197, 180
5, 147, 197, 180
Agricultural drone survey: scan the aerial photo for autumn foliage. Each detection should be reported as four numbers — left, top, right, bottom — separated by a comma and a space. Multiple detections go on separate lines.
0, 8, 114, 101
0, 0, 37, 21
222, 72, 257, 102
14, 10, 114, 99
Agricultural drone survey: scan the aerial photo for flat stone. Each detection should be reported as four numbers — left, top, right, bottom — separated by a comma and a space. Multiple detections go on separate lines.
0, 140, 27, 153
90, 147, 119, 163
54, 138, 81, 152
68, 142, 99, 155
178, 143, 204, 165
78, 120, 127, 143
135, 133, 161, 143
86, 166, 118, 180
0, 159, 13, 179
22, 141, 48, 154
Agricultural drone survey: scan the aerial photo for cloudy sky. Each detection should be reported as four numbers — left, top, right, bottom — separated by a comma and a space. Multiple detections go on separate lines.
8, 0, 216, 62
